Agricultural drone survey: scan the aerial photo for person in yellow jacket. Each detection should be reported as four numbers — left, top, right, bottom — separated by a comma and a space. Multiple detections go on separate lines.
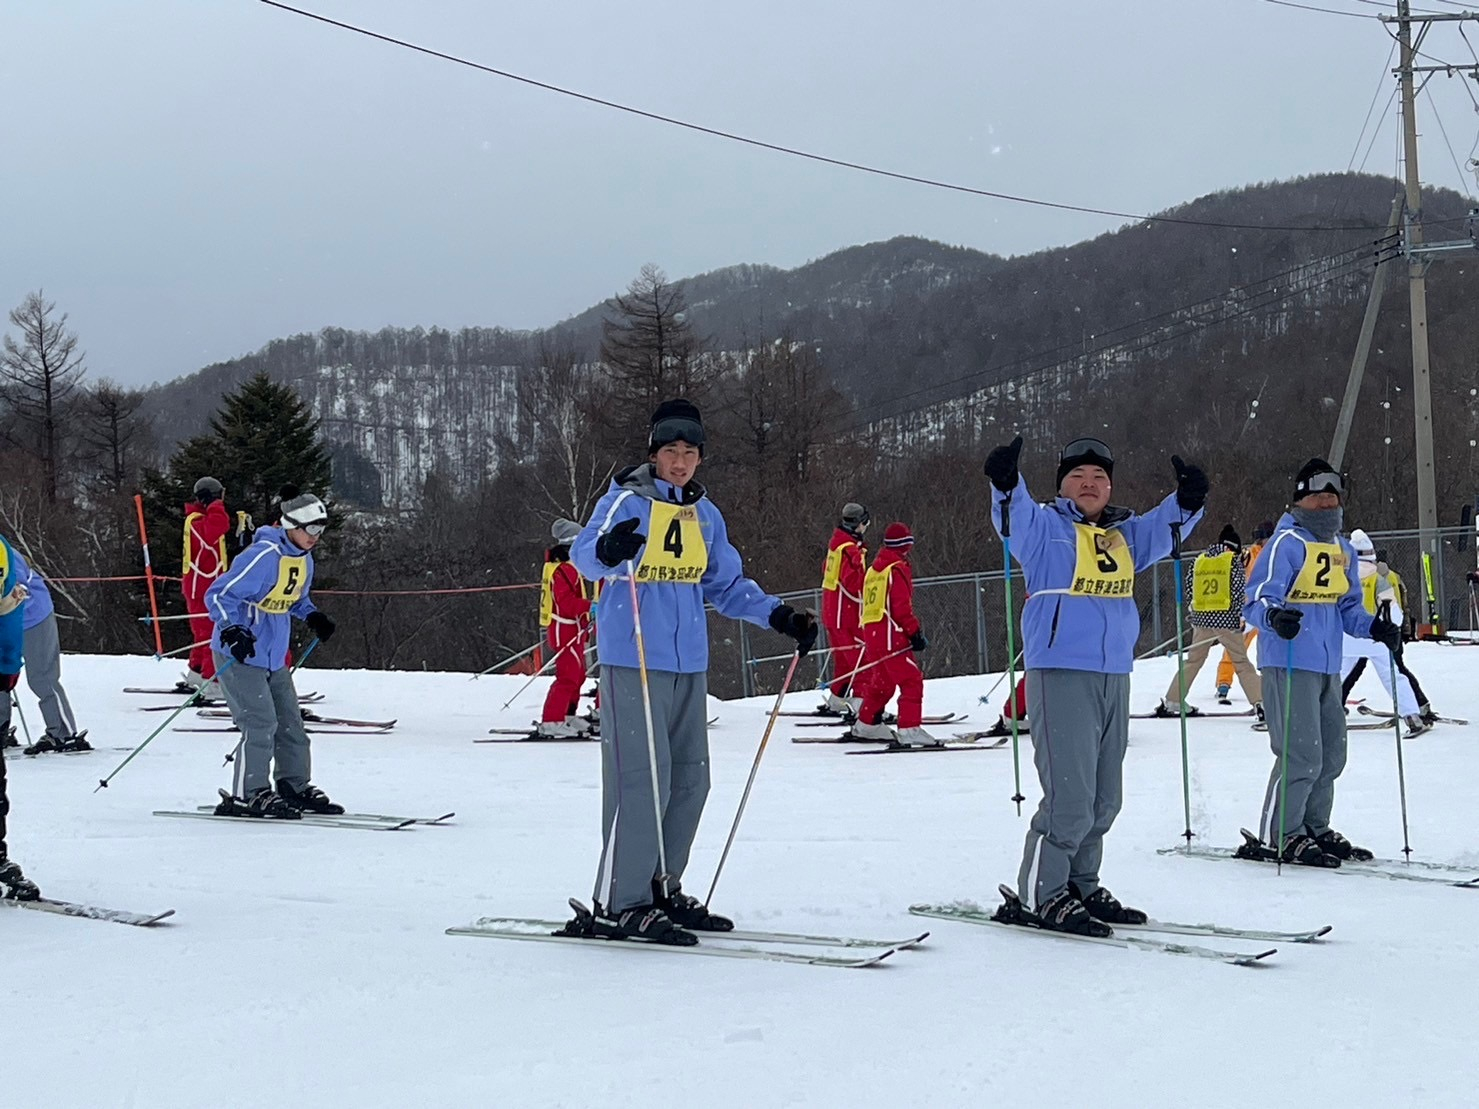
1214, 520, 1271, 705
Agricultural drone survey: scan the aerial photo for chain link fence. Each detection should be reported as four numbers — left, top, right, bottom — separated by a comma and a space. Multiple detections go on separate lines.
719, 525, 1478, 700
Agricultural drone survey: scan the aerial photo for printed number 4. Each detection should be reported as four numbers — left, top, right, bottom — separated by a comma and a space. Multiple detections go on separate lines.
663, 518, 684, 558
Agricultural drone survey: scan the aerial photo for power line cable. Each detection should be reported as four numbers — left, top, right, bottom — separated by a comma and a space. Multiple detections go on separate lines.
257, 0, 1389, 233
1423, 83, 1478, 192
1260, 0, 1375, 18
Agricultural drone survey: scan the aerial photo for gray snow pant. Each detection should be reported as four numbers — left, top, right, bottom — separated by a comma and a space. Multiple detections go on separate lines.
22, 614, 78, 739
1258, 668, 1347, 844
594, 665, 711, 914
1018, 669, 1131, 910
214, 652, 312, 798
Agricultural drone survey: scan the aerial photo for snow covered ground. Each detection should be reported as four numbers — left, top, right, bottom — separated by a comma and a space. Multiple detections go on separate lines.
7, 644, 1476, 1108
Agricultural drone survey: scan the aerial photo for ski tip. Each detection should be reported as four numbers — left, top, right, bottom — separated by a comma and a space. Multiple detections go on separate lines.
144, 909, 178, 925
1236, 947, 1279, 965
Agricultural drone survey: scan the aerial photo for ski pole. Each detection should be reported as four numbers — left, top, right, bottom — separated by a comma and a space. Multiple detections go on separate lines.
497, 637, 580, 711
158, 638, 212, 660
822, 645, 910, 694
1135, 633, 1181, 661
137, 614, 199, 623
225, 639, 321, 766
1170, 523, 1194, 844
470, 639, 543, 681
1383, 604, 1414, 860
705, 649, 802, 907
97, 659, 237, 791
625, 563, 671, 898
10, 694, 33, 748
1276, 635, 1294, 874
1000, 496, 1025, 815
975, 649, 1024, 706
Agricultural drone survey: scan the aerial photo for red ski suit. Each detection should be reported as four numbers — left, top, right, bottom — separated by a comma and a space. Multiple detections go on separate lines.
858, 547, 924, 729
820, 527, 867, 697
539, 553, 592, 724
181, 499, 230, 679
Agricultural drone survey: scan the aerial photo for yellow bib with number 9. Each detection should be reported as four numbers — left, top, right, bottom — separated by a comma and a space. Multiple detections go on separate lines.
1069, 524, 1134, 598
1191, 550, 1235, 612
1288, 542, 1348, 604
257, 556, 309, 614
635, 502, 708, 584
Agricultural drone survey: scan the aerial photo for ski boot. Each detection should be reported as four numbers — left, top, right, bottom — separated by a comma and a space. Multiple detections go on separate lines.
847, 720, 896, 742
984, 717, 1011, 738
1280, 833, 1341, 868
0, 856, 41, 901
1154, 699, 1201, 718
174, 669, 206, 695
535, 720, 580, 740
994, 884, 1112, 938
821, 692, 854, 717
1233, 828, 1280, 863
1071, 882, 1148, 925
21, 732, 91, 756
276, 781, 345, 815
1254, 702, 1265, 723
655, 881, 733, 932
893, 726, 943, 748
1215, 685, 1232, 706
213, 787, 302, 820
590, 901, 698, 946
3, 725, 17, 750
1418, 704, 1439, 727
1402, 715, 1432, 738
564, 714, 593, 737
1315, 829, 1373, 862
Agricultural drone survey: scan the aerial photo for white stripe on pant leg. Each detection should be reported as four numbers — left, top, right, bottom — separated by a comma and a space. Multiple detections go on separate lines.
595, 803, 620, 911
1022, 836, 1043, 906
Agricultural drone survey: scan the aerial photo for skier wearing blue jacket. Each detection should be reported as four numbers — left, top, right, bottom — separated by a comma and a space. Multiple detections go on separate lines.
569, 399, 818, 945
204, 493, 341, 820
1238, 460, 1400, 868
983, 435, 1207, 937
4, 548, 89, 754
0, 533, 41, 899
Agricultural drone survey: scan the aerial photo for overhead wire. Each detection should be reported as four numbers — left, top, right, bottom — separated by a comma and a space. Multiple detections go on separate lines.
1259, 0, 1376, 17
1423, 84, 1478, 191
257, 0, 1389, 233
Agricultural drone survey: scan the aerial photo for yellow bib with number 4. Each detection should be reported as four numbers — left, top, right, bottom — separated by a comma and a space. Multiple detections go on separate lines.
257, 556, 310, 614
1288, 542, 1348, 604
1069, 524, 1134, 598
1191, 550, 1235, 612
635, 502, 708, 584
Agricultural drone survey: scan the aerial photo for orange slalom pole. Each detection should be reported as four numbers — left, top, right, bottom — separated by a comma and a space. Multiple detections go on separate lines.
134, 493, 164, 657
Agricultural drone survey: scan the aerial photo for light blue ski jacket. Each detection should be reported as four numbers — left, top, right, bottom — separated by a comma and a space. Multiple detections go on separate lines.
571, 464, 780, 673
205, 526, 317, 671
1243, 512, 1373, 675
6, 547, 55, 631
990, 476, 1203, 673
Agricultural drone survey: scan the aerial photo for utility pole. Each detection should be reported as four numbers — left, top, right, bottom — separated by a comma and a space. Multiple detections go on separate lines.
1380, 2, 1479, 634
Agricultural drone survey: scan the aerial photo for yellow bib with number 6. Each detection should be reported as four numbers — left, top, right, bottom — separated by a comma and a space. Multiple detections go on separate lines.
636, 502, 708, 584
257, 556, 310, 614
1288, 542, 1348, 604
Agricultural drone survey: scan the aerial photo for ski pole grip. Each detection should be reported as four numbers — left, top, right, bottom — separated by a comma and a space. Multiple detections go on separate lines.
1170, 521, 1183, 561
999, 497, 1011, 540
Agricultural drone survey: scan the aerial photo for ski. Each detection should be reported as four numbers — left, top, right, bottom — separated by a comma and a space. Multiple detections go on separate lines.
478, 728, 597, 743
908, 900, 1276, 966
0, 898, 175, 927
153, 808, 415, 831
191, 804, 454, 826
1356, 705, 1468, 726
1253, 720, 1388, 732
790, 733, 892, 745
791, 713, 963, 728
6, 746, 135, 759
126, 688, 322, 703
1158, 837, 1479, 887
456, 913, 926, 951
171, 726, 388, 736
196, 708, 397, 729
948, 732, 1014, 746
1131, 709, 1255, 719
847, 742, 1004, 755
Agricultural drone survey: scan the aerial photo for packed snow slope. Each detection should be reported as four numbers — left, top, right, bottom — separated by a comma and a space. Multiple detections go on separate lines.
7, 645, 1476, 1108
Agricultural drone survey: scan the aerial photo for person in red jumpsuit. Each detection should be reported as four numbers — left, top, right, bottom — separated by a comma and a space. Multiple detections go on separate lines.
179, 477, 231, 695
853, 522, 937, 747
819, 502, 869, 716
537, 519, 593, 738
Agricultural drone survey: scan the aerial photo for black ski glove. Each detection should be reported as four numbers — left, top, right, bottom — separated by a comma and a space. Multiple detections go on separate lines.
1171, 455, 1209, 513
909, 631, 929, 652
595, 518, 646, 567
769, 604, 819, 656
1267, 607, 1303, 641
983, 436, 1024, 494
1369, 616, 1402, 652
305, 611, 336, 644
221, 624, 256, 664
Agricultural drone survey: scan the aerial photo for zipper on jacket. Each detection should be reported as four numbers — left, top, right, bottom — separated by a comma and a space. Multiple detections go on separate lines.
1047, 598, 1062, 648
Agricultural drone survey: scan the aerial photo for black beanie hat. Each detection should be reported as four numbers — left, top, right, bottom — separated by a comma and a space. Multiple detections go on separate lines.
1218, 524, 1241, 551
1056, 437, 1114, 487
649, 399, 705, 455
1293, 458, 1343, 503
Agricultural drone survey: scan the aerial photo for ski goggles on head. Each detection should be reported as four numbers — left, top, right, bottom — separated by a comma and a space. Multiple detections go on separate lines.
1060, 437, 1113, 465
649, 416, 705, 451
1297, 471, 1344, 498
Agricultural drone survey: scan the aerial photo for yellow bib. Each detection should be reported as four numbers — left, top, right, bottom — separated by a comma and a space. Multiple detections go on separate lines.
822, 543, 852, 593
861, 564, 894, 626
1191, 550, 1235, 612
182, 511, 227, 574
635, 502, 708, 584
1288, 542, 1348, 604
539, 562, 557, 627
257, 555, 309, 614
1070, 524, 1134, 598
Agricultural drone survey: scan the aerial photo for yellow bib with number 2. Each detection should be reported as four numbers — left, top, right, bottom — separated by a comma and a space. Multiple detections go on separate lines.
635, 502, 708, 584
1288, 542, 1348, 604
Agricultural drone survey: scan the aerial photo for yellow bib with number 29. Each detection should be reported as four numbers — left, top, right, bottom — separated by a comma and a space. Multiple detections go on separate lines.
1191, 550, 1235, 612
635, 502, 708, 584
1288, 542, 1348, 604
1070, 524, 1134, 598
257, 556, 309, 614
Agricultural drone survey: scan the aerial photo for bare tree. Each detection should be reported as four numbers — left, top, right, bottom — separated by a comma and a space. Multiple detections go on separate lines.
599, 265, 710, 433
79, 378, 147, 493
1, 291, 88, 501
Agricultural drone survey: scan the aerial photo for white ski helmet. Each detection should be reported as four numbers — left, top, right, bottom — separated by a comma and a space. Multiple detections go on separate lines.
280, 493, 329, 533
1350, 528, 1375, 558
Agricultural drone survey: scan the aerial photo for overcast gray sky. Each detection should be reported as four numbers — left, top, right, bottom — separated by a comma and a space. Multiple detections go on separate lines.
3, 0, 1476, 388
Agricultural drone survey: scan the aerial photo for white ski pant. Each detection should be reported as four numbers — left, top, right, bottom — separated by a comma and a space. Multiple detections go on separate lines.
1340, 635, 1419, 717
22, 614, 78, 739
594, 665, 710, 914
1258, 668, 1347, 844
1018, 670, 1131, 910
214, 652, 312, 797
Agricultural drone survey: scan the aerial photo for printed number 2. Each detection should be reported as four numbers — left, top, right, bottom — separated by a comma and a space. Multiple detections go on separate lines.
663, 518, 684, 558
1313, 552, 1332, 588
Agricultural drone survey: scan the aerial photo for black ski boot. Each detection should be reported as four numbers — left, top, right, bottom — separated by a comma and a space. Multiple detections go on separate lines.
26, 731, 92, 755
992, 883, 1112, 938
1071, 882, 1148, 925
276, 780, 345, 815
591, 902, 698, 946
1281, 833, 1340, 868
655, 882, 734, 932
1233, 828, 1279, 862
1154, 700, 1201, 718
1315, 829, 1373, 862
3, 725, 17, 750
984, 717, 1012, 738
0, 857, 41, 901
213, 787, 302, 819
